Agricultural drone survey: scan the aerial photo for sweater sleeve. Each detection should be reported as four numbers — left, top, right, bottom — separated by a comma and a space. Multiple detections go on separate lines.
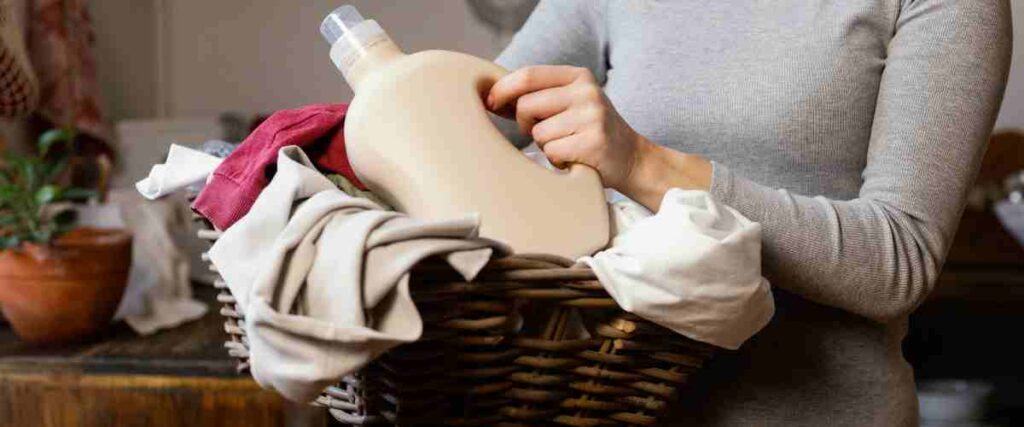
495, 0, 608, 79
710, 0, 1013, 323
492, 0, 609, 147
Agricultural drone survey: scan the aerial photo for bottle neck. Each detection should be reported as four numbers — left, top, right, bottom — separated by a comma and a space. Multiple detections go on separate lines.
333, 38, 404, 92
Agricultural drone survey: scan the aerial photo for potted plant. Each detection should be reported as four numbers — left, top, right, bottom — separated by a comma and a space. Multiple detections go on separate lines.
0, 129, 131, 344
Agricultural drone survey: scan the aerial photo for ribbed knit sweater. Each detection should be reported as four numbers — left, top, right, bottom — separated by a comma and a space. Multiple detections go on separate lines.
496, 1, 1012, 425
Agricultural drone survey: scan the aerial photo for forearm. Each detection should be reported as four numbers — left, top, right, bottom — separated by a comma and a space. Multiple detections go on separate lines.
711, 165, 945, 323
623, 139, 949, 323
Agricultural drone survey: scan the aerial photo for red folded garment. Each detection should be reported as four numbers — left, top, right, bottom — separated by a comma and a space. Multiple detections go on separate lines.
193, 103, 365, 230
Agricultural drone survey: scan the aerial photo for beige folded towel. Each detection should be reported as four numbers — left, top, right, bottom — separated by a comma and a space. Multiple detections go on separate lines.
210, 146, 509, 403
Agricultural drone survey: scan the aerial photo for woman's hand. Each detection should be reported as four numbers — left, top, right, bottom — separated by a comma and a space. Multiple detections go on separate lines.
487, 65, 712, 210
487, 65, 643, 190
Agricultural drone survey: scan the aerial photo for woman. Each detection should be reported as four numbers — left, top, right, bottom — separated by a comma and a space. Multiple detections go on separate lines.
487, 1, 1012, 425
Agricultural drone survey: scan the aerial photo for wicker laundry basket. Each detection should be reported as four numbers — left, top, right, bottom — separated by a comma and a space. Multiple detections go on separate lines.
194, 214, 717, 426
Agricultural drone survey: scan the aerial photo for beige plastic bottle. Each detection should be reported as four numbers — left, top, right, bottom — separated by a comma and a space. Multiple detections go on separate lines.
321, 6, 609, 258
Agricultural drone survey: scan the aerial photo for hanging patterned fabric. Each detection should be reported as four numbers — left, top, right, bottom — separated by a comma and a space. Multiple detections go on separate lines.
28, 0, 110, 142
0, 0, 38, 118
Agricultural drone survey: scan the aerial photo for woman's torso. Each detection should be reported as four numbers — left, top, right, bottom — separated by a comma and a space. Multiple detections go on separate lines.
599, 1, 917, 425
605, 1, 894, 197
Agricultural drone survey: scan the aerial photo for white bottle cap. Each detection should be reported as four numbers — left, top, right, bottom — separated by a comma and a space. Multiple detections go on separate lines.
320, 5, 391, 80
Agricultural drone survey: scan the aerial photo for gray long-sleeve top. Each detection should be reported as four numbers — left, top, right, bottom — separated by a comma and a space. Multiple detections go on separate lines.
496, 0, 1012, 425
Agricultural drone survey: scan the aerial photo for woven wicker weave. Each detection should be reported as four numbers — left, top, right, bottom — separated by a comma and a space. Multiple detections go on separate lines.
195, 216, 716, 426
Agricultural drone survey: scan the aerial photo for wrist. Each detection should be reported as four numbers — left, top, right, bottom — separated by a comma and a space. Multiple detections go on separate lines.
620, 136, 712, 211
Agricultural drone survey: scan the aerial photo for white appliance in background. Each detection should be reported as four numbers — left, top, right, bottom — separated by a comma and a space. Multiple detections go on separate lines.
996, 171, 1024, 248
995, 200, 1024, 248
918, 379, 995, 427
114, 118, 225, 285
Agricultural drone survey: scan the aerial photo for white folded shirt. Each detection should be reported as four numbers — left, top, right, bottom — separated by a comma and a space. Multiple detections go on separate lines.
580, 189, 774, 350
519, 143, 774, 349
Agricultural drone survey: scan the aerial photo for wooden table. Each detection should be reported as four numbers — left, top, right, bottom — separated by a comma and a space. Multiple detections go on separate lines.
0, 286, 326, 427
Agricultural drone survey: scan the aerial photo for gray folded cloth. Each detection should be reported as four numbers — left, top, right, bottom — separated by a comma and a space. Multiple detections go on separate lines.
199, 139, 238, 159
209, 146, 509, 403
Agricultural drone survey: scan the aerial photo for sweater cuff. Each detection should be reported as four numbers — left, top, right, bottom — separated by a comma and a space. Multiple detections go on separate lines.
709, 161, 737, 205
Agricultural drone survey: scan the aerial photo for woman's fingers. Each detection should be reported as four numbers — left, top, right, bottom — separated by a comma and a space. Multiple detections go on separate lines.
514, 86, 574, 136
488, 65, 590, 113
485, 63, 642, 189
531, 109, 583, 145
541, 133, 587, 169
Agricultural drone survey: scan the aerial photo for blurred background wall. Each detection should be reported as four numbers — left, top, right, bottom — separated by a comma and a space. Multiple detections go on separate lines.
91, 0, 505, 121
85, 0, 1023, 128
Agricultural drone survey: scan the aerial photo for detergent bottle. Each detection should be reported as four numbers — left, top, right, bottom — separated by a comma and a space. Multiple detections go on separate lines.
321, 5, 609, 258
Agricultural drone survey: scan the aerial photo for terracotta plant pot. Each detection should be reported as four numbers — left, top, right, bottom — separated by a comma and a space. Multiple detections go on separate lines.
0, 227, 132, 344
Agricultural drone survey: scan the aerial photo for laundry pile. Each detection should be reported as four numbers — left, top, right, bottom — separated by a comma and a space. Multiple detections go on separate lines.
138, 103, 774, 403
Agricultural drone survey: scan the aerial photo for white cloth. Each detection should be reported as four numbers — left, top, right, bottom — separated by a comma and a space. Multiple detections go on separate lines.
134, 143, 228, 284
607, 192, 653, 237
209, 146, 508, 403
76, 189, 208, 335
520, 143, 773, 348
136, 144, 222, 200
995, 200, 1024, 248
580, 189, 774, 350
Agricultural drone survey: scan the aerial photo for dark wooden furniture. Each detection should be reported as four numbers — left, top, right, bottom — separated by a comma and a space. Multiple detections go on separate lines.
0, 286, 325, 427
907, 131, 1024, 424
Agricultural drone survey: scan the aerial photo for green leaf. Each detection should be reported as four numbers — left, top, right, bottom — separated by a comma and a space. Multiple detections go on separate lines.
33, 210, 77, 243
5, 155, 28, 179
0, 184, 17, 202
31, 227, 53, 243
0, 235, 20, 250
61, 188, 96, 201
7, 156, 42, 192
43, 154, 70, 184
38, 129, 75, 157
0, 230, 30, 249
34, 185, 62, 205
0, 128, 85, 246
